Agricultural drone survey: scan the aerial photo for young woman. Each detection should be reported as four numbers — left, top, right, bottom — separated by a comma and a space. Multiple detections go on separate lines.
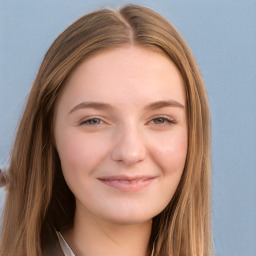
0, 4, 213, 256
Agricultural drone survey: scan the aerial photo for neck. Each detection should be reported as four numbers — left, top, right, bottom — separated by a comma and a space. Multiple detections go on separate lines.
63, 206, 152, 256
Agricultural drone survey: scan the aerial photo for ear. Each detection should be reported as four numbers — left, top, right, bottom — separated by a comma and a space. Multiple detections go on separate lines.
0, 168, 8, 188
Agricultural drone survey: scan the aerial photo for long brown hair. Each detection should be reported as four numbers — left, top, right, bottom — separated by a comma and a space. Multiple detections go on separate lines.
0, 4, 212, 256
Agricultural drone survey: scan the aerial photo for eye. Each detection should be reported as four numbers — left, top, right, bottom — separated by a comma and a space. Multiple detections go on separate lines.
150, 116, 176, 125
80, 118, 103, 125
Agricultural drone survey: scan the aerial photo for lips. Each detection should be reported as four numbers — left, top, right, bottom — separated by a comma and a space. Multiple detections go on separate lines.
98, 175, 156, 192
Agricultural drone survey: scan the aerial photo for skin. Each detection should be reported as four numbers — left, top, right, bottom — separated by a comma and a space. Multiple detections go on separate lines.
54, 46, 188, 256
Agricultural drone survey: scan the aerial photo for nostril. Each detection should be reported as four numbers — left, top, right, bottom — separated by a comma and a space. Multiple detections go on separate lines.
0, 169, 8, 188
111, 144, 146, 165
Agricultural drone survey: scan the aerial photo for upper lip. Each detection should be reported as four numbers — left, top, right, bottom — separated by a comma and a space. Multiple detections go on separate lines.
98, 175, 156, 181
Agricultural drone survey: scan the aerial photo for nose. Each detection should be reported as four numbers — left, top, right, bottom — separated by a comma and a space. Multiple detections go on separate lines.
111, 126, 146, 166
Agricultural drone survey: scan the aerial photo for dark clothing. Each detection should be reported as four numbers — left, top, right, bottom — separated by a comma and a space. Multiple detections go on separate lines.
42, 229, 64, 256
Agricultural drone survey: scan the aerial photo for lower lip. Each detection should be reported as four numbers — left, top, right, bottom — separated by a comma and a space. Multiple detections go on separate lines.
99, 178, 155, 192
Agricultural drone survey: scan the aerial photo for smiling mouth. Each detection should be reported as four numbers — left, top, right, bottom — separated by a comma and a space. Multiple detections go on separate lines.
98, 176, 156, 192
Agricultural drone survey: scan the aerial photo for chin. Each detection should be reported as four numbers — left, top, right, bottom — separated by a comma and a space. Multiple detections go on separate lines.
99, 208, 161, 226
106, 216, 152, 226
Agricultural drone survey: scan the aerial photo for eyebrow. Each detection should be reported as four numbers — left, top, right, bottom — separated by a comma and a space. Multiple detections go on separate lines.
69, 99, 185, 114
69, 102, 115, 114
144, 100, 185, 111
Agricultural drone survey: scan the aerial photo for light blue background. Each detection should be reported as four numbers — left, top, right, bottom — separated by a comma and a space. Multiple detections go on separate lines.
1, 0, 256, 255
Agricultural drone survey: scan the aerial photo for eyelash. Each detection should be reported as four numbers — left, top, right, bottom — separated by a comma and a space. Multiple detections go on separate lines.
149, 116, 176, 125
80, 118, 103, 125
80, 116, 176, 126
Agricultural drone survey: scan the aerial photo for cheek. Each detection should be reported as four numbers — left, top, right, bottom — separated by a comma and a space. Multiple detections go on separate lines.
57, 133, 87, 169
137, 130, 188, 217
150, 130, 188, 174
55, 129, 106, 175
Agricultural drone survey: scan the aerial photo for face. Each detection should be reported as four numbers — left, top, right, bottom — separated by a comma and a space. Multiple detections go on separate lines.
54, 46, 187, 225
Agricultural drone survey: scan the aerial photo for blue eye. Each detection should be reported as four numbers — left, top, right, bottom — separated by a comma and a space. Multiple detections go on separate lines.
151, 117, 175, 125
81, 118, 103, 125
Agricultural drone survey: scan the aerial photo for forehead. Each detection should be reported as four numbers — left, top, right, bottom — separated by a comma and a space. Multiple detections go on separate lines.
57, 46, 186, 111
